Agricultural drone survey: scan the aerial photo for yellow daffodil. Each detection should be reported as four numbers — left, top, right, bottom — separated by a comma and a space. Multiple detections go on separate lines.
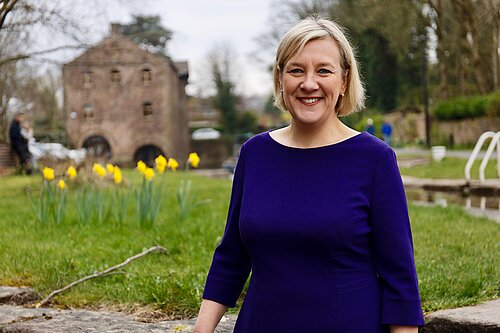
167, 158, 179, 171
156, 163, 166, 173
155, 155, 167, 173
144, 167, 155, 181
67, 166, 77, 180
106, 163, 115, 174
137, 160, 147, 174
113, 166, 122, 184
43, 167, 55, 181
188, 152, 200, 168
57, 179, 66, 190
92, 163, 107, 178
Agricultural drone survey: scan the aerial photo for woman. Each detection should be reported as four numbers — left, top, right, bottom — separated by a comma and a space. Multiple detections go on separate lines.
194, 17, 424, 333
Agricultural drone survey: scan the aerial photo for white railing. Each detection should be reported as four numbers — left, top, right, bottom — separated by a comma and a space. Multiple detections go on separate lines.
479, 131, 500, 183
464, 131, 498, 182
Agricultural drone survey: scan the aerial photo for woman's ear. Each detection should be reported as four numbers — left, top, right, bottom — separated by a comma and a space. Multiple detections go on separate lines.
341, 69, 349, 93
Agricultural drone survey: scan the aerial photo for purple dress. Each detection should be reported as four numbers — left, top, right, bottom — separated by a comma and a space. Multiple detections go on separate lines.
203, 131, 424, 332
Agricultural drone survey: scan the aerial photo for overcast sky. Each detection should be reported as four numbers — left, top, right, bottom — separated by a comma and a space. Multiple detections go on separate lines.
71, 0, 278, 97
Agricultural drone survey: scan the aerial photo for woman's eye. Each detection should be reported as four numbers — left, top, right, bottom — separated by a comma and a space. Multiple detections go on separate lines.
287, 68, 303, 74
318, 68, 333, 74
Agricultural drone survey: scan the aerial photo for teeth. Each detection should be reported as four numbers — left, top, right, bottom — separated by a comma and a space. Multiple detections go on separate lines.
302, 98, 319, 103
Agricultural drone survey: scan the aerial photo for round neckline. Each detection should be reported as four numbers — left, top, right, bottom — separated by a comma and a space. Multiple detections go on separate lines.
266, 130, 365, 151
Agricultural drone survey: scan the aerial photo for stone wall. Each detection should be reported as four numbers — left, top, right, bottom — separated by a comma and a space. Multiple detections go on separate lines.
383, 111, 500, 146
190, 139, 231, 169
436, 117, 500, 146
383, 111, 426, 144
63, 28, 189, 164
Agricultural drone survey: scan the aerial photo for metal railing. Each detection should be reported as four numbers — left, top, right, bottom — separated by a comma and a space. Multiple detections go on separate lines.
479, 131, 500, 183
464, 131, 499, 183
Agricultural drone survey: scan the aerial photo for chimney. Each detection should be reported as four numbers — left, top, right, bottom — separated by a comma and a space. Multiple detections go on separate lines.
111, 23, 121, 36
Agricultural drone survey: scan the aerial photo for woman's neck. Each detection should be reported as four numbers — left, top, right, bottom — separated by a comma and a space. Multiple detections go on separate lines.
284, 117, 356, 148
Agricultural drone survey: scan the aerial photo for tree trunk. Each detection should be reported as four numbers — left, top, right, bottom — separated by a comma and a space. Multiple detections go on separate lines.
430, 0, 450, 99
457, 22, 468, 95
492, 0, 500, 90
469, 33, 489, 94
452, 0, 492, 94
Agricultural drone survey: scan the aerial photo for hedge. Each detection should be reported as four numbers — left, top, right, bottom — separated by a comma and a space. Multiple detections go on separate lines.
433, 91, 500, 120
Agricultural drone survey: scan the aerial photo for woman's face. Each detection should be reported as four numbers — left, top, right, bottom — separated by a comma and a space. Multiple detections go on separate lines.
281, 38, 346, 126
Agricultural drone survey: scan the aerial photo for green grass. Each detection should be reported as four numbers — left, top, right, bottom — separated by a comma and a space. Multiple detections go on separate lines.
0, 171, 498, 316
411, 204, 499, 312
0, 170, 231, 315
399, 157, 499, 179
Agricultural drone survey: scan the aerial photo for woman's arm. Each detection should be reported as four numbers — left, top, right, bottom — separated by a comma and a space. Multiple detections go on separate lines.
192, 299, 228, 333
370, 147, 425, 327
390, 325, 418, 333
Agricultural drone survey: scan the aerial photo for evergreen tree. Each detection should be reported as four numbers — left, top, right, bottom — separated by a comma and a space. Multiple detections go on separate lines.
120, 15, 172, 54
360, 28, 398, 111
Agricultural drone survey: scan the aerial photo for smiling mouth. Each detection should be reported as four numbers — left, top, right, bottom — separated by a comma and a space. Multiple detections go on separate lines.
299, 97, 321, 105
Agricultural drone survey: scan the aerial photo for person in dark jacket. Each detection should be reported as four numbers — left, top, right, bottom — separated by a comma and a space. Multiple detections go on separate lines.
9, 112, 32, 174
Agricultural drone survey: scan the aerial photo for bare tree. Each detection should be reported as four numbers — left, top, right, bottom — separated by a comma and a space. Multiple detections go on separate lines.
425, 0, 452, 99
487, 0, 500, 90
0, 26, 24, 142
0, 0, 18, 30
0, 0, 147, 142
208, 43, 239, 134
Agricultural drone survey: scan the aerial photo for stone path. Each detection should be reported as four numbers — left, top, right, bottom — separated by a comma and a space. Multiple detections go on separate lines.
0, 287, 238, 332
2, 287, 499, 332
423, 299, 500, 333
0, 304, 237, 332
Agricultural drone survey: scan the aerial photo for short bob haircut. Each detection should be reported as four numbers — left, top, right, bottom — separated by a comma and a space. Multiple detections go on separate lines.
273, 17, 365, 116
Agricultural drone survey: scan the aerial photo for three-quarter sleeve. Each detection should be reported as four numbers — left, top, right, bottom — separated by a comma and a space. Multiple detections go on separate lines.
370, 147, 425, 326
202, 145, 252, 307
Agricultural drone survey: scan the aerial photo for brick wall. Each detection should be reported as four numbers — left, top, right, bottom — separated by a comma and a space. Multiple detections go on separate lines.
0, 144, 16, 173
63, 30, 189, 164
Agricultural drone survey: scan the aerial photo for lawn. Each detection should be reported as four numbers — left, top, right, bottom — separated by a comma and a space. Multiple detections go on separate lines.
399, 156, 498, 179
0, 170, 498, 317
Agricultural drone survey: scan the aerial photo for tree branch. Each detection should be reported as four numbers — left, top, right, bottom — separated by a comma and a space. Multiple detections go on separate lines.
36, 245, 168, 307
0, 0, 20, 31
0, 44, 87, 66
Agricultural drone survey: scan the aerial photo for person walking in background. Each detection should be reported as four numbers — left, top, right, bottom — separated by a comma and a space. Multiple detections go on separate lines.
381, 119, 393, 145
9, 112, 32, 174
194, 17, 423, 333
365, 117, 376, 135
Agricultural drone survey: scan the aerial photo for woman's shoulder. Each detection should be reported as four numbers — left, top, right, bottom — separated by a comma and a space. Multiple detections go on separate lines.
356, 132, 391, 151
240, 131, 272, 151
341, 132, 396, 168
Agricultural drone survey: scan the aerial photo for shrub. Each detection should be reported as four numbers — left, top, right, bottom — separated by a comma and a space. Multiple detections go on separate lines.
486, 91, 500, 117
433, 91, 500, 120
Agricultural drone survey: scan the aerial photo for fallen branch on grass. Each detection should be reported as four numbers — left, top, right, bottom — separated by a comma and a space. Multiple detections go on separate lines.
36, 245, 168, 307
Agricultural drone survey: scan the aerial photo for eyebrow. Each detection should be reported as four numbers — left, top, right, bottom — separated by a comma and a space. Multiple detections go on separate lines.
317, 62, 336, 68
285, 62, 337, 69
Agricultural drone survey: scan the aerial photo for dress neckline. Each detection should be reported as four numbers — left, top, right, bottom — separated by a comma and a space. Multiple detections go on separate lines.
265, 130, 365, 151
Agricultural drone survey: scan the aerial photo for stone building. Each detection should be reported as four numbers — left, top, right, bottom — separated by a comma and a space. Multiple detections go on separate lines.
186, 96, 221, 129
63, 24, 189, 165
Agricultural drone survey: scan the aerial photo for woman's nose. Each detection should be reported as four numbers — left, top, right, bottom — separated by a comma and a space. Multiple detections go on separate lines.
299, 73, 319, 91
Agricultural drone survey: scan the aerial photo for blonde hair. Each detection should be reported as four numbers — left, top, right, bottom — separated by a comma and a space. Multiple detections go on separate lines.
273, 17, 365, 116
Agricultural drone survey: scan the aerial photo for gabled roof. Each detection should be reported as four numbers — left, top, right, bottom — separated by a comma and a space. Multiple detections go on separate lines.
64, 25, 188, 79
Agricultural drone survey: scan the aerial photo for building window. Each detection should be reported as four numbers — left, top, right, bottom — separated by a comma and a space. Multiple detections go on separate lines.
111, 69, 121, 86
83, 103, 94, 119
143, 102, 153, 116
82, 71, 93, 88
142, 68, 152, 86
